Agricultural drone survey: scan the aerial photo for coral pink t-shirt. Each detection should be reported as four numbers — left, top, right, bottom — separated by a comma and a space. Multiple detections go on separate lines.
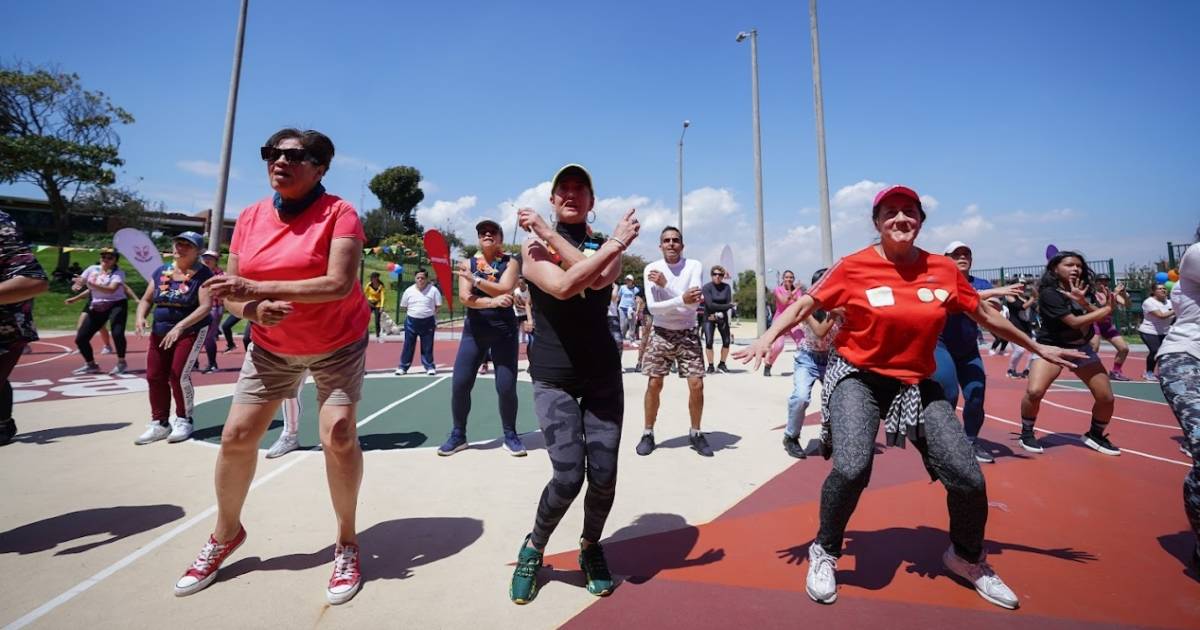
230, 194, 369, 355
810, 246, 980, 384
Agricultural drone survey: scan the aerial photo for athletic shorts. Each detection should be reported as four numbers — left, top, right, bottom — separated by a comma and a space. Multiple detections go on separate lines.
233, 336, 367, 406
641, 326, 705, 378
1093, 321, 1121, 340
1061, 343, 1102, 372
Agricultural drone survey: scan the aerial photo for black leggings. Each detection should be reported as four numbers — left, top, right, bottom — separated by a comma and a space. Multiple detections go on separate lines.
818, 372, 988, 562
990, 337, 1008, 352
76, 300, 128, 363
371, 307, 382, 337
220, 314, 252, 350
529, 376, 623, 549
1139, 332, 1166, 373
703, 317, 731, 349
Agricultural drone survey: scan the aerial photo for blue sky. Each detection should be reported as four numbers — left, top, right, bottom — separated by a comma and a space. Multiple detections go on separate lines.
5, 0, 1198, 280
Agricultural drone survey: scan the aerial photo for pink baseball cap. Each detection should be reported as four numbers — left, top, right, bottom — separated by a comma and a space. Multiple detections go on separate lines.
871, 185, 926, 220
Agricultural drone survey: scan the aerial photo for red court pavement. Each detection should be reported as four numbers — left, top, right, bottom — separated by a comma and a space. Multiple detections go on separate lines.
548, 356, 1197, 629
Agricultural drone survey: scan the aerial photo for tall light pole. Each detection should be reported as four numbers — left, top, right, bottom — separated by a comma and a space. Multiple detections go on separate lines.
207, 0, 249, 252
677, 119, 690, 231
809, 0, 833, 266
737, 29, 767, 337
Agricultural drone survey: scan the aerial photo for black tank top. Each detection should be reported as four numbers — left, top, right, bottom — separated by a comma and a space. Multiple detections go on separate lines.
525, 222, 621, 385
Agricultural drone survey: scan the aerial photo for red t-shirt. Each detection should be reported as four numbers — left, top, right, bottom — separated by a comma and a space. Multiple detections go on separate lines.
230, 194, 369, 355
810, 245, 980, 384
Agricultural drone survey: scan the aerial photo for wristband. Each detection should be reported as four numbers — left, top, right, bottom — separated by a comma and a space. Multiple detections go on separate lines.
608, 236, 628, 250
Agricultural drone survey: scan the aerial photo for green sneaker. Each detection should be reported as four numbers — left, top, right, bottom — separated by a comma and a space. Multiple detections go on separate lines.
578, 540, 614, 596
510, 535, 543, 605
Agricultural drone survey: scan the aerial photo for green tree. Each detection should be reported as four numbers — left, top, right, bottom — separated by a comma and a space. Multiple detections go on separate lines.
733, 269, 759, 318
361, 207, 407, 247
72, 185, 158, 231
0, 63, 134, 271
368, 166, 424, 235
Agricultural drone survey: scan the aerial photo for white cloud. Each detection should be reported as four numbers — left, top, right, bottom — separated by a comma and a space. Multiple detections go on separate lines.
998, 208, 1078, 223
176, 160, 238, 180
418, 180, 440, 195
415, 196, 478, 233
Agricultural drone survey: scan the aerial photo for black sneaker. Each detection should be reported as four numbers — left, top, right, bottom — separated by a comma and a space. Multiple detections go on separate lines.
1019, 370, 1029, 378
1082, 430, 1120, 456
763, 365, 772, 377
633, 362, 642, 372
717, 362, 729, 373
690, 432, 714, 457
705, 364, 715, 374
636, 433, 656, 456
973, 441, 994, 464
782, 434, 807, 459
819, 423, 833, 460
578, 541, 614, 596
1006, 369, 1018, 379
0, 418, 16, 446
1019, 431, 1043, 454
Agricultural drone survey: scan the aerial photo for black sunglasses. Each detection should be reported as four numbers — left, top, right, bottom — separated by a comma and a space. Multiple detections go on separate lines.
712, 272, 724, 277
260, 146, 319, 165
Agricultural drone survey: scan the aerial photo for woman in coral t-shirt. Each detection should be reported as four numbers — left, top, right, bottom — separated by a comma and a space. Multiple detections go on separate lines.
174, 128, 369, 606
735, 185, 1081, 611
763, 270, 805, 376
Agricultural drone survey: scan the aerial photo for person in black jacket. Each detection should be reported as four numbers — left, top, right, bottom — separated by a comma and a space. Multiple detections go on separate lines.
702, 265, 735, 373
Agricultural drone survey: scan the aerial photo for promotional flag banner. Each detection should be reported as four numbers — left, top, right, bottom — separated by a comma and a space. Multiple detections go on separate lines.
423, 229, 453, 308
113, 228, 164, 283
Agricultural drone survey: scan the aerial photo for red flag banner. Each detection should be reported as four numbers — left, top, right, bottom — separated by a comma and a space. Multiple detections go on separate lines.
423, 229, 454, 309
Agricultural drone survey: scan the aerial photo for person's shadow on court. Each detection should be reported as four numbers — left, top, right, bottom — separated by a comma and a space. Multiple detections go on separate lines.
0, 504, 185, 555
359, 431, 428, 450
14, 422, 130, 444
543, 513, 724, 590
775, 525, 1096, 591
1157, 531, 1200, 583
657, 431, 741, 453
216, 517, 484, 589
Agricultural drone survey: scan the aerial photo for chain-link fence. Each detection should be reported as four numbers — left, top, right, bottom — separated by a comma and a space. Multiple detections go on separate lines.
972, 258, 1145, 333
1168, 242, 1194, 270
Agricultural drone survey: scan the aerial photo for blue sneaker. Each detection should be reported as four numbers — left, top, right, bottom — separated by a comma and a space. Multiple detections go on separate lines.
503, 431, 527, 457
438, 428, 468, 456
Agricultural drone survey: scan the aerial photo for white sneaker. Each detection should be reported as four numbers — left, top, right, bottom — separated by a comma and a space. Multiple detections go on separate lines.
100, 345, 113, 355
393, 368, 407, 376
806, 542, 838, 604
135, 422, 170, 445
266, 433, 300, 459
168, 417, 194, 443
73, 363, 101, 375
987, 349, 997, 356
942, 545, 1019, 609
426, 368, 437, 376
1143, 373, 1158, 382
108, 360, 128, 376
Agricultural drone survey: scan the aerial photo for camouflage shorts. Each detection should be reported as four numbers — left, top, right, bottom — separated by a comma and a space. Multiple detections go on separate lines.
641, 326, 705, 378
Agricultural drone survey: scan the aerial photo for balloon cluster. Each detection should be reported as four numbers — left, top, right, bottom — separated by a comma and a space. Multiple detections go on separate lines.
1158, 268, 1180, 293
386, 262, 403, 278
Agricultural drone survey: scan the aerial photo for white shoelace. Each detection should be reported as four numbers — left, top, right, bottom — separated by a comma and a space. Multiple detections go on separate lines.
191, 541, 223, 572
332, 548, 359, 581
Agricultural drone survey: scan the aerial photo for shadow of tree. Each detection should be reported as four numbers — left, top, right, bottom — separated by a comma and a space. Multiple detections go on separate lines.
775, 525, 1096, 591
599, 513, 725, 585
0, 504, 185, 555
15, 422, 130, 444
216, 517, 484, 589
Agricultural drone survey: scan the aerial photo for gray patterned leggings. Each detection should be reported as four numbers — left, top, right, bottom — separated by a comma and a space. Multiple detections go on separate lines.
1158, 353, 1200, 549
529, 377, 624, 549
817, 372, 989, 562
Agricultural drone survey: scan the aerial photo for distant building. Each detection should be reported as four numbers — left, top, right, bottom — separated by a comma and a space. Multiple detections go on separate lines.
0, 195, 236, 244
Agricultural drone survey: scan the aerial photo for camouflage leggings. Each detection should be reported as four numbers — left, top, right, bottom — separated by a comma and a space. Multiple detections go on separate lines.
528, 377, 624, 549
1158, 352, 1200, 549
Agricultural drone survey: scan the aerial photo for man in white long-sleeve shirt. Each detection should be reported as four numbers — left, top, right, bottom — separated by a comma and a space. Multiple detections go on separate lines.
638, 226, 713, 457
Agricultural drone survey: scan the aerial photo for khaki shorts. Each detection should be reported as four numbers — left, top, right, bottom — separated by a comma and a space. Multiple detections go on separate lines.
641, 326, 705, 378
233, 336, 367, 406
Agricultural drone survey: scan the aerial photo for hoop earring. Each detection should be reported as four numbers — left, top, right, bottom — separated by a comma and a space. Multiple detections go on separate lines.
587, 210, 597, 224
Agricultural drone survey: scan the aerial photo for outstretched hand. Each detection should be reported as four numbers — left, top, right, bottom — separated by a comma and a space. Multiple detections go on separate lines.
1057, 277, 1089, 306
731, 337, 772, 370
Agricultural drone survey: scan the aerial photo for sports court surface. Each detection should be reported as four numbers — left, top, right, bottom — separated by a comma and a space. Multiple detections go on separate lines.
3, 329, 1197, 629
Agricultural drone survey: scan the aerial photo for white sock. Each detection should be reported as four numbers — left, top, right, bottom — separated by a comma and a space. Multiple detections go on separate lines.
642, 429, 653, 437
690, 428, 703, 437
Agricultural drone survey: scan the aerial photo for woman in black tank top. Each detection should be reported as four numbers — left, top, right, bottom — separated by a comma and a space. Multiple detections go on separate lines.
506, 164, 641, 605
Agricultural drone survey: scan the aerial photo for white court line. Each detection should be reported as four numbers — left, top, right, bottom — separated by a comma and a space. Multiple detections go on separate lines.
983, 413, 1189, 468
1051, 381, 1170, 407
1043, 387, 1177, 429
12, 341, 73, 368
2, 375, 449, 630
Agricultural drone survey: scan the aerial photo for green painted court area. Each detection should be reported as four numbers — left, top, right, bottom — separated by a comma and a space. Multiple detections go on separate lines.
1057, 379, 1168, 403
191, 375, 539, 451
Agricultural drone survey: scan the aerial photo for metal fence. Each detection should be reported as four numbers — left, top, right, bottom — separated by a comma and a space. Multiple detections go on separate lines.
972, 258, 1145, 333
1168, 242, 1194, 269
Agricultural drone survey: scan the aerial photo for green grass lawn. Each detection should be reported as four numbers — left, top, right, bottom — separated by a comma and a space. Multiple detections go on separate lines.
30, 248, 456, 332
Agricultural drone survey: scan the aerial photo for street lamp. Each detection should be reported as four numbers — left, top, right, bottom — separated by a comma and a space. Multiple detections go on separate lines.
207, 0, 249, 252
736, 28, 767, 337
677, 119, 690, 231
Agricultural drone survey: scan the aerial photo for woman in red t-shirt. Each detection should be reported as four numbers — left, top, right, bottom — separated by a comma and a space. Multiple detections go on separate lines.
174, 128, 369, 606
735, 185, 1081, 610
